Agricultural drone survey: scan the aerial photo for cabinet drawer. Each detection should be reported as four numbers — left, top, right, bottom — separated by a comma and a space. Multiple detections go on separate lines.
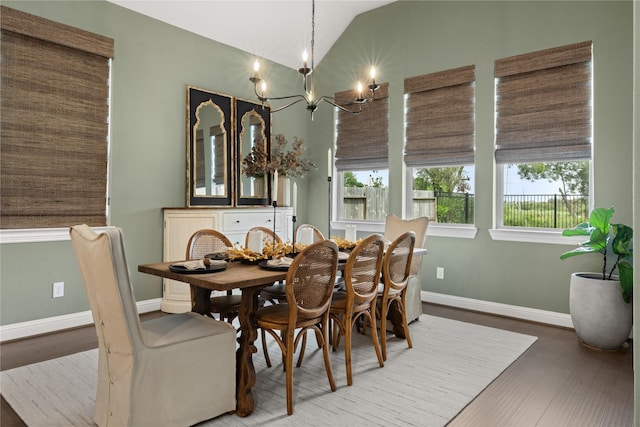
222, 212, 282, 232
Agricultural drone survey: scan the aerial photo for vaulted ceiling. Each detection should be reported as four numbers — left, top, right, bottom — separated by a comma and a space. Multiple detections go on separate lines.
107, 1, 395, 70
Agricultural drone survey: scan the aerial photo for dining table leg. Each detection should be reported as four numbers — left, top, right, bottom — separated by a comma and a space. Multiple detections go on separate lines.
235, 286, 262, 417
388, 301, 406, 338
191, 286, 212, 316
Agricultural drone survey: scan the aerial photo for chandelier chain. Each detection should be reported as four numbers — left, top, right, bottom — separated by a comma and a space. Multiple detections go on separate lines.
311, 0, 315, 70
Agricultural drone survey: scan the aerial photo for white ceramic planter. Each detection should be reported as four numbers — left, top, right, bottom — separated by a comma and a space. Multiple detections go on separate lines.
569, 272, 633, 350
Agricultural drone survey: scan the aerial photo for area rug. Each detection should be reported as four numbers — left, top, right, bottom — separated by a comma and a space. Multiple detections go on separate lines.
1, 315, 536, 426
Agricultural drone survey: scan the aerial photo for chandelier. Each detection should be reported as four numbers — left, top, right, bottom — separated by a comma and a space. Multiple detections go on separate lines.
249, 0, 380, 119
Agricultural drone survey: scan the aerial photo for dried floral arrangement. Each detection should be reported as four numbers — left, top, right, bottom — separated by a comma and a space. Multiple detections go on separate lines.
242, 134, 315, 178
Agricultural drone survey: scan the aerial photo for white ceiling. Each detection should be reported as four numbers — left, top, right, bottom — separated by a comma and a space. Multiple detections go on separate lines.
107, 0, 395, 70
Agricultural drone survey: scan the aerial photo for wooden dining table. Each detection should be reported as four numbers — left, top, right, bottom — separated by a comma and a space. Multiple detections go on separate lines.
138, 249, 423, 417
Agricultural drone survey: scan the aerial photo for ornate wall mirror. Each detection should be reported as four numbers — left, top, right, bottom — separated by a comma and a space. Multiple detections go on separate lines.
187, 86, 233, 206
235, 98, 271, 206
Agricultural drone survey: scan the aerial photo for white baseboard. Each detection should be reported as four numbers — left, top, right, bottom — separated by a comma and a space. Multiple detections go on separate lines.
422, 291, 574, 329
0, 293, 576, 342
0, 298, 163, 342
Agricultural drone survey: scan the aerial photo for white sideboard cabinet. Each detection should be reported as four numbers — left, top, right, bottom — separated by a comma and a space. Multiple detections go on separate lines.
162, 207, 294, 313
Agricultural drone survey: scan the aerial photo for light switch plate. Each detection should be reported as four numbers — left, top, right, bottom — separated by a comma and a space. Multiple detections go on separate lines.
53, 282, 64, 298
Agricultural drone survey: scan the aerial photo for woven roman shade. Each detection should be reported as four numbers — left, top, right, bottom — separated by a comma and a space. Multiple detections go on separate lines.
404, 66, 475, 168
334, 82, 389, 171
1, 6, 113, 229
494, 41, 592, 164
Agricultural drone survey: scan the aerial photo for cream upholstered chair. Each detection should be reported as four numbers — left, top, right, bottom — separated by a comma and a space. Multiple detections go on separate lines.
187, 229, 241, 324
378, 231, 416, 361
70, 225, 236, 427
329, 234, 385, 386
383, 214, 428, 276
383, 214, 429, 323
255, 239, 339, 415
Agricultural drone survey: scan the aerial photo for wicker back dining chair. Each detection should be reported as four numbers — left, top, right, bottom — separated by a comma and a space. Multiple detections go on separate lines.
329, 233, 385, 386
187, 229, 240, 324
378, 231, 416, 361
70, 225, 236, 426
254, 239, 339, 415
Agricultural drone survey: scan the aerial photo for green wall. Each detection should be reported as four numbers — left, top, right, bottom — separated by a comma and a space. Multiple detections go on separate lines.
305, 1, 634, 313
0, 1, 634, 326
0, 1, 310, 325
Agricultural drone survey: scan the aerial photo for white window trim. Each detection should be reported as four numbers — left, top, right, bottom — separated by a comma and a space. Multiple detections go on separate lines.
427, 224, 478, 239
332, 220, 477, 239
0, 226, 115, 244
332, 220, 384, 235
489, 228, 585, 245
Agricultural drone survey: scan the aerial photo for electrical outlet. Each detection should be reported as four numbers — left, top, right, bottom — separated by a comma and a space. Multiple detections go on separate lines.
436, 267, 445, 280
52, 282, 64, 298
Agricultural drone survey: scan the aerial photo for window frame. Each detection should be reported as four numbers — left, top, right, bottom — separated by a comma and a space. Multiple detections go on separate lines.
404, 168, 478, 239
0, 6, 114, 242
403, 65, 477, 236
490, 41, 593, 244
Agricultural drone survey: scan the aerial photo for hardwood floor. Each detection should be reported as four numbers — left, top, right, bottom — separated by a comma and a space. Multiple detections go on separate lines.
0, 305, 633, 426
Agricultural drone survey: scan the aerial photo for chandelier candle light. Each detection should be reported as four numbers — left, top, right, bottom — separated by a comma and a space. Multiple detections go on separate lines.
249, 0, 380, 119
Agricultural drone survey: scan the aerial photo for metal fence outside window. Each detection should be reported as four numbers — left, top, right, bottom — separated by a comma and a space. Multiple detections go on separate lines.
343, 189, 586, 229
503, 194, 588, 228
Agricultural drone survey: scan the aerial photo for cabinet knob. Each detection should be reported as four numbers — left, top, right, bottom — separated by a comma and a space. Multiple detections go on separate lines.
235, 220, 240, 223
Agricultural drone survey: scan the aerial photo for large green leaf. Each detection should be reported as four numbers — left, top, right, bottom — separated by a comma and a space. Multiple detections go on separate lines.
559, 245, 601, 260
589, 206, 614, 234
618, 260, 633, 303
562, 223, 592, 237
611, 224, 633, 257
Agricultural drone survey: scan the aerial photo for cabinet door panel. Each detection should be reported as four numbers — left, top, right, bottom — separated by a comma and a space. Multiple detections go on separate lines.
162, 214, 216, 313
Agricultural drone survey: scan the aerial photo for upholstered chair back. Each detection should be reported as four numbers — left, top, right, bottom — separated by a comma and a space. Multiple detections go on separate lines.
383, 214, 428, 276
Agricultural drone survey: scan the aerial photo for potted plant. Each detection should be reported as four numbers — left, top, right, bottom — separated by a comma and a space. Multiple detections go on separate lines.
560, 206, 634, 350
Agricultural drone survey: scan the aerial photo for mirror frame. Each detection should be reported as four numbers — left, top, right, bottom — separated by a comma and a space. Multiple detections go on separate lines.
235, 98, 271, 206
186, 86, 233, 207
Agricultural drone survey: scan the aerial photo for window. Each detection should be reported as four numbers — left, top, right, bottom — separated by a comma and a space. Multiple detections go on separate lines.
0, 6, 113, 230
494, 41, 592, 231
404, 66, 476, 225
338, 170, 388, 221
334, 83, 389, 222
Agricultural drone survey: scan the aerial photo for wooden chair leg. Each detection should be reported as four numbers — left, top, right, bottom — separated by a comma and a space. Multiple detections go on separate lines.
285, 331, 295, 415
380, 298, 389, 361
367, 308, 384, 368
345, 315, 354, 386
321, 317, 337, 392
331, 314, 344, 351
400, 295, 413, 349
261, 328, 272, 368
296, 331, 307, 368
